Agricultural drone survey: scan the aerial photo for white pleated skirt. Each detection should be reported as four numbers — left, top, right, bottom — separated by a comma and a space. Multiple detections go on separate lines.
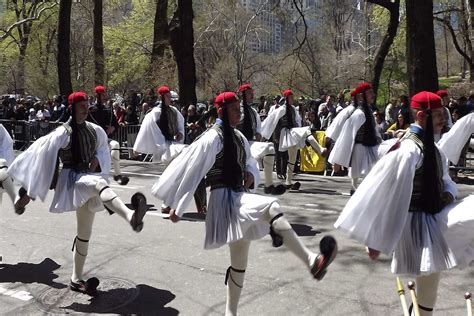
204, 187, 278, 249
49, 169, 105, 213
249, 141, 274, 159
157, 142, 188, 163
348, 143, 379, 178
391, 195, 474, 275
278, 127, 312, 152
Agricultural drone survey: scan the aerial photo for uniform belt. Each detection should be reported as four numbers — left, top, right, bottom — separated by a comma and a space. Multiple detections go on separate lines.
408, 208, 442, 215
210, 184, 245, 192
62, 163, 90, 172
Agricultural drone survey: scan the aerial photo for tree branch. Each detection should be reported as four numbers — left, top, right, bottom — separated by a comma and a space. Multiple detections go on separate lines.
0, 1, 59, 42
433, 8, 463, 16
434, 16, 472, 65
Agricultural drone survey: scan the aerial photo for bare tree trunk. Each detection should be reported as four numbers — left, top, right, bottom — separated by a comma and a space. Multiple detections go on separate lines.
367, 0, 400, 100
444, 21, 449, 78
406, 0, 439, 95
93, 0, 105, 85
151, 0, 169, 71
16, 41, 27, 95
169, 0, 197, 108
460, 0, 474, 82
364, 2, 370, 78
469, 0, 474, 42
57, 0, 73, 96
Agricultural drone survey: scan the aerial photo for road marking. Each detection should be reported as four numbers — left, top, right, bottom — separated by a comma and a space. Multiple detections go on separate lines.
121, 171, 160, 178
147, 212, 170, 218
0, 286, 33, 301
284, 204, 339, 214
109, 184, 141, 190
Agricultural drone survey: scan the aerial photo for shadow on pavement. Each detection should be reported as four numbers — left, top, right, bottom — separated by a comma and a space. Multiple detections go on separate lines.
63, 284, 178, 315
292, 188, 342, 195
0, 258, 65, 289
181, 212, 206, 222
455, 177, 474, 185
291, 223, 320, 236
125, 202, 157, 211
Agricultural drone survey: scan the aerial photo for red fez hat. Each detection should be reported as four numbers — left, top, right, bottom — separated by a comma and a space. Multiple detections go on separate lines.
94, 85, 106, 94
215, 92, 239, 110
436, 90, 448, 98
410, 91, 442, 110
350, 89, 356, 97
282, 89, 293, 98
68, 91, 88, 105
238, 83, 252, 93
355, 82, 372, 95
157, 86, 170, 95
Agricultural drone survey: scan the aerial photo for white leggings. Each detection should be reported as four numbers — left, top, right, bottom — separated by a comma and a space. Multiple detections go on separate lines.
109, 140, 121, 176
413, 273, 441, 316
285, 147, 298, 185
71, 204, 95, 282
225, 201, 317, 316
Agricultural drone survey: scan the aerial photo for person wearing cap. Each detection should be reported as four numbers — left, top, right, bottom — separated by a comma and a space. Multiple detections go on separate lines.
435, 89, 453, 130
267, 95, 282, 116
237, 83, 286, 195
152, 91, 337, 315
0, 122, 24, 214
133, 85, 185, 164
325, 89, 357, 149
327, 82, 381, 193
27, 107, 36, 122
267, 95, 286, 179
87, 86, 129, 186
133, 85, 186, 213
335, 91, 474, 315
8, 91, 149, 296
335, 92, 347, 115
260, 89, 328, 190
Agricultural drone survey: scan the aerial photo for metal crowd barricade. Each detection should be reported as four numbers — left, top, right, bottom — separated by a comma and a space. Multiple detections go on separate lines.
0, 119, 142, 154
110, 124, 142, 158
449, 133, 474, 176
0, 119, 62, 150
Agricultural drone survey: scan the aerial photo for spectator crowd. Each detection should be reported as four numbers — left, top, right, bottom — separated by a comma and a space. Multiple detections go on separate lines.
1, 87, 474, 173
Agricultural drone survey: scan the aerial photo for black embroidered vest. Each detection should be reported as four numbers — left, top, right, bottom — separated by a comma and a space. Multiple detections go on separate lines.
273, 104, 297, 142
206, 124, 247, 190
354, 105, 378, 146
402, 128, 444, 214
59, 120, 98, 171
236, 103, 258, 140
157, 106, 179, 141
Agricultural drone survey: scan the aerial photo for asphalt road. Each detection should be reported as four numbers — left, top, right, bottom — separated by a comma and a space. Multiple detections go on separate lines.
1, 160, 473, 315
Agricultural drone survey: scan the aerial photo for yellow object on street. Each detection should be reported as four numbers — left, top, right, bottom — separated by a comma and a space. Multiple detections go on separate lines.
300, 131, 326, 172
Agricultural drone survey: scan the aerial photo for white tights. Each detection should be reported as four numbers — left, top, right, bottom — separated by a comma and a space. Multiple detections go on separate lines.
0, 162, 16, 203
306, 135, 325, 155
351, 177, 359, 191
285, 147, 298, 186
71, 204, 95, 282
225, 202, 317, 315
262, 154, 275, 187
109, 140, 121, 177
412, 273, 441, 316
71, 181, 138, 282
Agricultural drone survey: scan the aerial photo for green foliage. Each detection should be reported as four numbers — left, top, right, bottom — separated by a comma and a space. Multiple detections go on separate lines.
438, 76, 464, 89
104, 0, 153, 91
104, 0, 177, 93
370, 1, 408, 105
